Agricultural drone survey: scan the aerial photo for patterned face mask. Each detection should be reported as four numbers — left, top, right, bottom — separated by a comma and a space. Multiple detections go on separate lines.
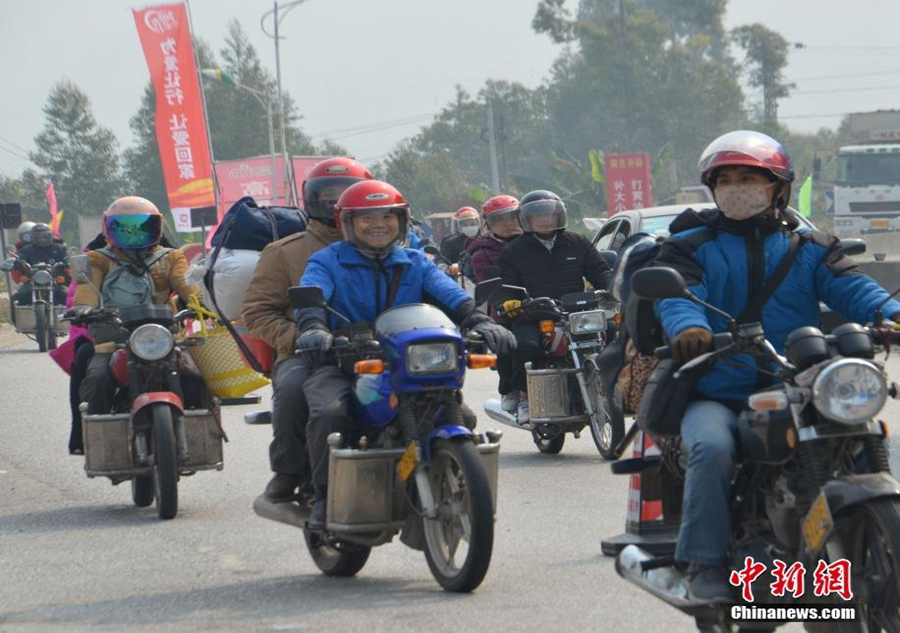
715, 183, 777, 221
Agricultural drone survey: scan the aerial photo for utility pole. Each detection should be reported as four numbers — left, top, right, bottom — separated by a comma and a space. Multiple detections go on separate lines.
498, 112, 510, 192
486, 100, 501, 194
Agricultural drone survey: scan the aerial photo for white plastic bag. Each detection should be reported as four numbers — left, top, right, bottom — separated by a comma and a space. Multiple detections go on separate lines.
203, 248, 260, 321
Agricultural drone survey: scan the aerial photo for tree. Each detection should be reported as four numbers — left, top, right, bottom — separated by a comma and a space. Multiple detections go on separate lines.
29, 80, 125, 234
732, 23, 794, 125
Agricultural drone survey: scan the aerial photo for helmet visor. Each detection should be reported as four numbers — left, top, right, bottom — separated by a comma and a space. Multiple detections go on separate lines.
105, 214, 162, 249
699, 131, 793, 183
304, 176, 364, 220
519, 199, 567, 233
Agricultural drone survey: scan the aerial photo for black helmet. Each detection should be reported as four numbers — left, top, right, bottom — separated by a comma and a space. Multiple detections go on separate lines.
31, 223, 53, 247
518, 190, 567, 234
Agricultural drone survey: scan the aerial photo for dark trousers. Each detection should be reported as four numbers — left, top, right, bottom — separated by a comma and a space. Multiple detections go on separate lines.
510, 322, 543, 392
69, 340, 94, 451
496, 351, 514, 396
81, 352, 115, 414
269, 356, 312, 477
13, 282, 66, 306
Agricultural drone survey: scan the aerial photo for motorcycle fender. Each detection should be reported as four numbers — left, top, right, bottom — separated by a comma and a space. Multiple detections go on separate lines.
823, 472, 900, 517
421, 425, 472, 462
132, 392, 184, 419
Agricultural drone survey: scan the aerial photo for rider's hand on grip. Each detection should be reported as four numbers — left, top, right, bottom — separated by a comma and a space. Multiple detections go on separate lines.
295, 327, 333, 354
671, 327, 713, 364
64, 305, 93, 324
472, 321, 517, 355
502, 299, 524, 318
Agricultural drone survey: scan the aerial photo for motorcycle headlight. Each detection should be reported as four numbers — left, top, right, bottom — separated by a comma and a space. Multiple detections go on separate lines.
569, 310, 607, 334
812, 359, 887, 425
407, 342, 459, 375
129, 324, 175, 361
33, 270, 52, 285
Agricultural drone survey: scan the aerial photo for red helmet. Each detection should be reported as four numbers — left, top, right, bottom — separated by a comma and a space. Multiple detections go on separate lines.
302, 157, 373, 225
699, 131, 794, 187
451, 206, 482, 237
481, 195, 519, 231
334, 180, 410, 257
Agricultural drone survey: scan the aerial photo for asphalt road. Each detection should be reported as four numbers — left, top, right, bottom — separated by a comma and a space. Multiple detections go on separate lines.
1, 328, 898, 632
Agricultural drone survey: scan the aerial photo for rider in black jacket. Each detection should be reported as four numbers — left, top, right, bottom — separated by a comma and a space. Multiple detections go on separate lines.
13, 223, 68, 305
497, 191, 612, 422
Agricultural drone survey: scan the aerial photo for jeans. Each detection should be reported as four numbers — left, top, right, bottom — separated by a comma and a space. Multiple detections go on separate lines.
675, 400, 754, 565
269, 356, 312, 477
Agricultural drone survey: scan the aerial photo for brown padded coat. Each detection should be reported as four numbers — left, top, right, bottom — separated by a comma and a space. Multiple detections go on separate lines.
73, 245, 199, 308
241, 221, 342, 366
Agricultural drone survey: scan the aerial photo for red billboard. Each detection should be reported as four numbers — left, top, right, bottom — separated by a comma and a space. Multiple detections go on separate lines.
214, 155, 289, 221
604, 153, 653, 215
133, 3, 215, 211
292, 156, 330, 209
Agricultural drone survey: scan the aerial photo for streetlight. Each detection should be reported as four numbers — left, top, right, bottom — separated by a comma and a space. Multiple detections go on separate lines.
261, 0, 311, 206
200, 68, 279, 206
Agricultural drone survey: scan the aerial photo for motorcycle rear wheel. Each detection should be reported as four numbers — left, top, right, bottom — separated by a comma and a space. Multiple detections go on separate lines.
532, 430, 565, 454
422, 437, 494, 592
151, 405, 179, 520
845, 498, 900, 630
303, 529, 371, 577
34, 305, 48, 352
131, 475, 154, 507
586, 365, 624, 460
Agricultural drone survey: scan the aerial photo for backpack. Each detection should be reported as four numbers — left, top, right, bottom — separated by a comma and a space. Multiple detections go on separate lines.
97, 247, 171, 308
209, 196, 306, 251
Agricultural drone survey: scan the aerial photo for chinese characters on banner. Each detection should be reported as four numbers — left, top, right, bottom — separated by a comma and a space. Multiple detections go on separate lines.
133, 3, 215, 230
213, 156, 289, 226
604, 153, 653, 215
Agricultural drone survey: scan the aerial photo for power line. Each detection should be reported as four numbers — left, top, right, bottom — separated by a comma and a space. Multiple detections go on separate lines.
792, 84, 900, 96
311, 113, 435, 139
791, 69, 900, 82
326, 116, 437, 142
0, 142, 30, 162
779, 112, 848, 120
0, 135, 30, 154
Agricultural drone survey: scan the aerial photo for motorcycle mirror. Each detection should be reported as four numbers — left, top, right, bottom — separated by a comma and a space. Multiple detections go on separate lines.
474, 277, 502, 305
839, 238, 866, 257
288, 286, 326, 310
69, 254, 91, 283
422, 244, 441, 257
631, 267, 688, 300
0, 258, 15, 272
597, 249, 618, 269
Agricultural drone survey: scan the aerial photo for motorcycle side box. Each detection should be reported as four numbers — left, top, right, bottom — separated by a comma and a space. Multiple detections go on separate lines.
82, 411, 137, 476
182, 407, 225, 471
13, 304, 68, 334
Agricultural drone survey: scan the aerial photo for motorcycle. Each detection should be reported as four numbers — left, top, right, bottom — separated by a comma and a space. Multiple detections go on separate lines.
1, 256, 69, 352
480, 279, 624, 459
251, 283, 501, 592
423, 243, 470, 289
615, 266, 900, 631
68, 255, 225, 520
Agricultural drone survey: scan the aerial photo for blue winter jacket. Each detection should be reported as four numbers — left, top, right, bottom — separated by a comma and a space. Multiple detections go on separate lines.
300, 241, 472, 330
656, 209, 900, 403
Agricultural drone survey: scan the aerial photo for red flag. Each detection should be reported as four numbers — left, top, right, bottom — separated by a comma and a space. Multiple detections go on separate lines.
46, 181, 61, 237
133, 4, 215, 211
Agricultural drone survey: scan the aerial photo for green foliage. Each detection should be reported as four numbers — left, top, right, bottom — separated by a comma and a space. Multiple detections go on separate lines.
731, 23, 793, 124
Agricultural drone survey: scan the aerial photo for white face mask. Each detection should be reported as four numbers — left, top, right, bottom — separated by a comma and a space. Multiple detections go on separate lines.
461, 225, 480, 238
715, 183, 776, 221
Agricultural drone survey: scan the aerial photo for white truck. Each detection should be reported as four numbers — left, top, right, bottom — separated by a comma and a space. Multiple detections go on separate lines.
834, 110, 900, 237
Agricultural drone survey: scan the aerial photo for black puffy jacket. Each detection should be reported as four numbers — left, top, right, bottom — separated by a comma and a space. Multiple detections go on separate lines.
497, 231, 611, 302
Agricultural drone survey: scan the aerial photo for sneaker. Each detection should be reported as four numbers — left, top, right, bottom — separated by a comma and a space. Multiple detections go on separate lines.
69, 447, 84, 456
263, 474, 303, 503
517, 398, 531, 425
308, 498, 327, 531
501, 391, 519, 413
685, 563, 731, 603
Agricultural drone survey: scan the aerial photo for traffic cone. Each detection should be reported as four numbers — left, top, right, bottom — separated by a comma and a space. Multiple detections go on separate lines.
601, 431, 679, 556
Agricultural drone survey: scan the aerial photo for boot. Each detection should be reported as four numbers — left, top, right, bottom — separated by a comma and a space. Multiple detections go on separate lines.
685, 563, 731, 603
264, 473, 303, 503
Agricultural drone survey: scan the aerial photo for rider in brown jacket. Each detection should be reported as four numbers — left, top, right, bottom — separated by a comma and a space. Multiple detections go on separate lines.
242, 158, 374, 502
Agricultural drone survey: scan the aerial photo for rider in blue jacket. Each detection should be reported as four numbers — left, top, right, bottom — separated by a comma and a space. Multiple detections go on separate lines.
296, 180, 516, 529
655, 131, 900, 602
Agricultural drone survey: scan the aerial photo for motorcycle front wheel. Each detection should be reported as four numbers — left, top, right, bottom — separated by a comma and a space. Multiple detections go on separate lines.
151, 405, 179, 520
422, 437, 494, 592
303, 528, 371, 577
34, 304, 48, 352
845, 498, 900, 630
586, 365, 624, 460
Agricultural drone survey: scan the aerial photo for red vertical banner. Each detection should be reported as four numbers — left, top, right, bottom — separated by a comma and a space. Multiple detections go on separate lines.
604, 153, 653, 215
133, 4, 215, 211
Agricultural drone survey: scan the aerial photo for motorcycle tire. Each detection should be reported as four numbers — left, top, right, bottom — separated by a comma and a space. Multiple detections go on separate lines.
422, 437, 494, 593
34, 305, 47, 353
586, 365, 624, 461
151, 404, 179, 520
844, 498, 900, 631
303, 529, 371, 577
131, 474, 154, 507
532, 430, 565, 454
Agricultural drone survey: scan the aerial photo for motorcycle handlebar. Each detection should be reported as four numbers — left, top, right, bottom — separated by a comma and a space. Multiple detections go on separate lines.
654, 332, 733, 361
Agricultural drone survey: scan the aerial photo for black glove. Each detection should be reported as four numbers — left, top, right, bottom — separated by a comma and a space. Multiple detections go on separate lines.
472, 321, 517, 355
65, 305, 93, 323
671, 327, 713, 364
296, 327, 333, 354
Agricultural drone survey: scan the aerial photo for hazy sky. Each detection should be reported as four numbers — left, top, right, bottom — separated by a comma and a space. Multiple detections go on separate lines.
2, 0, 900, 179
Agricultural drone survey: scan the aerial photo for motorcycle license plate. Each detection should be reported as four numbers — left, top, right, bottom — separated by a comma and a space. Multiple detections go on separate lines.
802, 491, 834, 554
397, 441, 418, 482
870, 219, 890, 229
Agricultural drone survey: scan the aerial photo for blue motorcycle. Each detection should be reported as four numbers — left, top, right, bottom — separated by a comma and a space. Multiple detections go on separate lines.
253, 284, 502, 593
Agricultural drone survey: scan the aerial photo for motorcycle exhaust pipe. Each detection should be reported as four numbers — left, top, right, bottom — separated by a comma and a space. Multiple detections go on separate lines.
483, 399, 534, 431
252, 494, 311, 529
613, 420, 640, 459
615, 545, 697, 609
